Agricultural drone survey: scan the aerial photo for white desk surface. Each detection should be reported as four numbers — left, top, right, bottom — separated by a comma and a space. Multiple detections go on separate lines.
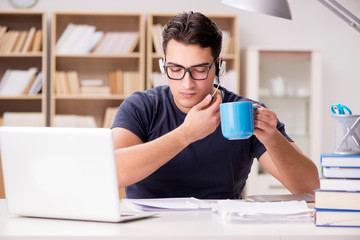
0, 199, 359, 240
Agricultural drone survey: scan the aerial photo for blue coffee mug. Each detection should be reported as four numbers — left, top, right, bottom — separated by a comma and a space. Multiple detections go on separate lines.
220, 101, 256, 140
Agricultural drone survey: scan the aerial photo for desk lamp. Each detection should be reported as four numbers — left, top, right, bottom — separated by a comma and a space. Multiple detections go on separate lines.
221, 0, 360, 33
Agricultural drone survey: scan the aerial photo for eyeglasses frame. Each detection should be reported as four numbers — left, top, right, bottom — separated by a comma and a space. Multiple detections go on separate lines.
163, 58, 218, 81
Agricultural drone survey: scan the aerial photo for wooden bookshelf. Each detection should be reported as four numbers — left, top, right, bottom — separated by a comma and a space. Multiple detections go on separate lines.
50, 11, 145, 127
0, 10, 47, 126
146, 13, 240, 93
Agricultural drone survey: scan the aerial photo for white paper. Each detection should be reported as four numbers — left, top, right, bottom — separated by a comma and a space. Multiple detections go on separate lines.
213, 200, 314, 223
122, 197, 212, 211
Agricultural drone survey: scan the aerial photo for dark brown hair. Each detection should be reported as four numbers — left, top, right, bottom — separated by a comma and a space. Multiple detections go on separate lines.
162, 11, 223, 60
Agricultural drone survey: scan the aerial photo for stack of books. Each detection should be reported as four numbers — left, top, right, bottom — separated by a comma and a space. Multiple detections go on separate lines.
0, 26, 42, 53
0, 68, 42, 96
55, 23, 139, 54
315, 153, 360, 227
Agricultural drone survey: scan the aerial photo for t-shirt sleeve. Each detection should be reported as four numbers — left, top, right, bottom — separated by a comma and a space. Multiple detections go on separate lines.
111, 92, 150, 142
253, 120, 293, 160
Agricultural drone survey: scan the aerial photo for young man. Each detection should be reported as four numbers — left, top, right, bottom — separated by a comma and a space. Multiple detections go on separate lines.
111, 11, 319, 199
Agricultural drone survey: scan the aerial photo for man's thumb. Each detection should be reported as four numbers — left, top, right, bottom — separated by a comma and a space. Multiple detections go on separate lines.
195, 94, 212, 109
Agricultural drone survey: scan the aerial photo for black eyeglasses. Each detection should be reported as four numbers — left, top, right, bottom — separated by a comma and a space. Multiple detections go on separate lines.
164, 58, 218, 80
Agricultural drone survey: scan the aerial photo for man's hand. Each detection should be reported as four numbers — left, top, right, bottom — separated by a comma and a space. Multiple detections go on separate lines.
253, 103, 279, 144
180, 93, 222, 143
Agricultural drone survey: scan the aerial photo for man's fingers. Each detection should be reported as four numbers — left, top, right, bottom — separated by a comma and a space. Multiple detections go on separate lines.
194, 94, 213, 110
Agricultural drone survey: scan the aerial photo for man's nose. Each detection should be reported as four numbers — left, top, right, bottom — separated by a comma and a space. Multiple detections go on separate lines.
182, 71, 196, 88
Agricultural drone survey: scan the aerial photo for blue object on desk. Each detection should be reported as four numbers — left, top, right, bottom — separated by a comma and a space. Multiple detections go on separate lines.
331, 104, 352, 115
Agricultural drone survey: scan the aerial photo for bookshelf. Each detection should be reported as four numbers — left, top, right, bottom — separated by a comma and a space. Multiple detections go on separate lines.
241, 47, 322, 196
0, 10, 47, 126
50, 11, 145, 127
146, 13, 240, 93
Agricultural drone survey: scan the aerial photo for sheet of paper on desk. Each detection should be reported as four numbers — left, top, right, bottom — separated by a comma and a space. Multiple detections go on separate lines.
122, 197, 212, 211
213, 200, 315, 223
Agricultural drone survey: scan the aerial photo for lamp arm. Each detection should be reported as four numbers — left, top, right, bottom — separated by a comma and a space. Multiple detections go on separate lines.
319, 0, 360, 33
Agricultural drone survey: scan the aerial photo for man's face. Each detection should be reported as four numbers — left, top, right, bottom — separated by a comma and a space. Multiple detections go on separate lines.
165, 39, 216, 114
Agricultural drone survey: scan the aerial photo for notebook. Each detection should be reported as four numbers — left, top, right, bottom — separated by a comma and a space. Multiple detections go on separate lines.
0, 126, 156, 222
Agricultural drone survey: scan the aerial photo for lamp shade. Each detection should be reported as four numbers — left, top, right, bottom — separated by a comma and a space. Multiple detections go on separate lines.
222, 0, 292, 20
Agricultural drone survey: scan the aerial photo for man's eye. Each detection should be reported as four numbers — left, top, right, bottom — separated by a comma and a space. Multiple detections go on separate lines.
169, 67, 182, 72
193, 68, 206, 73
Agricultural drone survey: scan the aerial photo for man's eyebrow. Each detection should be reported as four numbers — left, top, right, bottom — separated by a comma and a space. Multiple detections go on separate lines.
166, 61, 211, 67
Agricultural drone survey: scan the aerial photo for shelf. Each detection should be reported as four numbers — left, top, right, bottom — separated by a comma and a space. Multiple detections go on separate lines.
0, 10, 47, 126
50, 11, 145, 128
0, 53, 43, 57
55, 53, 142, 58
55, 94, 127, 100
242, 47, 322, 196
0, 95, 43, 100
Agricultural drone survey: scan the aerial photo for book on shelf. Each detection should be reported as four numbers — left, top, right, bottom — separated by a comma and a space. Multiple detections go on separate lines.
151, 24, 164, 54
22, 74, 37, 94
56, 23, 104, 54
3, 112, 44, 127
31, 29, 43, 52
21, 26, 36, 53
151, 72, 168, 87
57, 24, 86, 54
55, 23, 76, 53
5, 30, 19, 53
0, 68, 38, 96
27, 71, 43, 95
123, 71, 139, 95
80, 86, 110, 95
109, 69, 125, 94
0, 26, 40, 54
315, 209, 360, 227
220, 30, 232, 55
109, 69, 139, 95
80, 79, 104, 86
55, 71, 70, 95
94, 31, 139, 54
0, 30, 11, 52
70, 24, 96, 54
66, 71, 80, 94
102, 107, 118, 128
54, 115, 97, 128
12, 30, 28, 53
0, 26, 8, 41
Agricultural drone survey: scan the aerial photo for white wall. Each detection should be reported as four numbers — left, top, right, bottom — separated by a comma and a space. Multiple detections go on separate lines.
1, 0, 359, 154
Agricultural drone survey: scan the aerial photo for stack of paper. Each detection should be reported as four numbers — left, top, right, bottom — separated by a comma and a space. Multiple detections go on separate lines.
213, 200, 314, 223
122, 197, 211, 211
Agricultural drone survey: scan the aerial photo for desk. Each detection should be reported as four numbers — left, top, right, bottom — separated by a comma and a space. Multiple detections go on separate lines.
0, 199, 359, 240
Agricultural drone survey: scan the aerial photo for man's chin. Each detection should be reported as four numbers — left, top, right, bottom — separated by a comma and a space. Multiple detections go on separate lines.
175, 99, 198, 112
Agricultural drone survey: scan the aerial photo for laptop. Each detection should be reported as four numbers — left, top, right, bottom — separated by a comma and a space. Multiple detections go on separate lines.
0, 126, 155, 222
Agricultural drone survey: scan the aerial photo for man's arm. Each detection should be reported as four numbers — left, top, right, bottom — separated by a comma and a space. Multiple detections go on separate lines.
112, 94, 221, 188
253, 104, 320, 194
